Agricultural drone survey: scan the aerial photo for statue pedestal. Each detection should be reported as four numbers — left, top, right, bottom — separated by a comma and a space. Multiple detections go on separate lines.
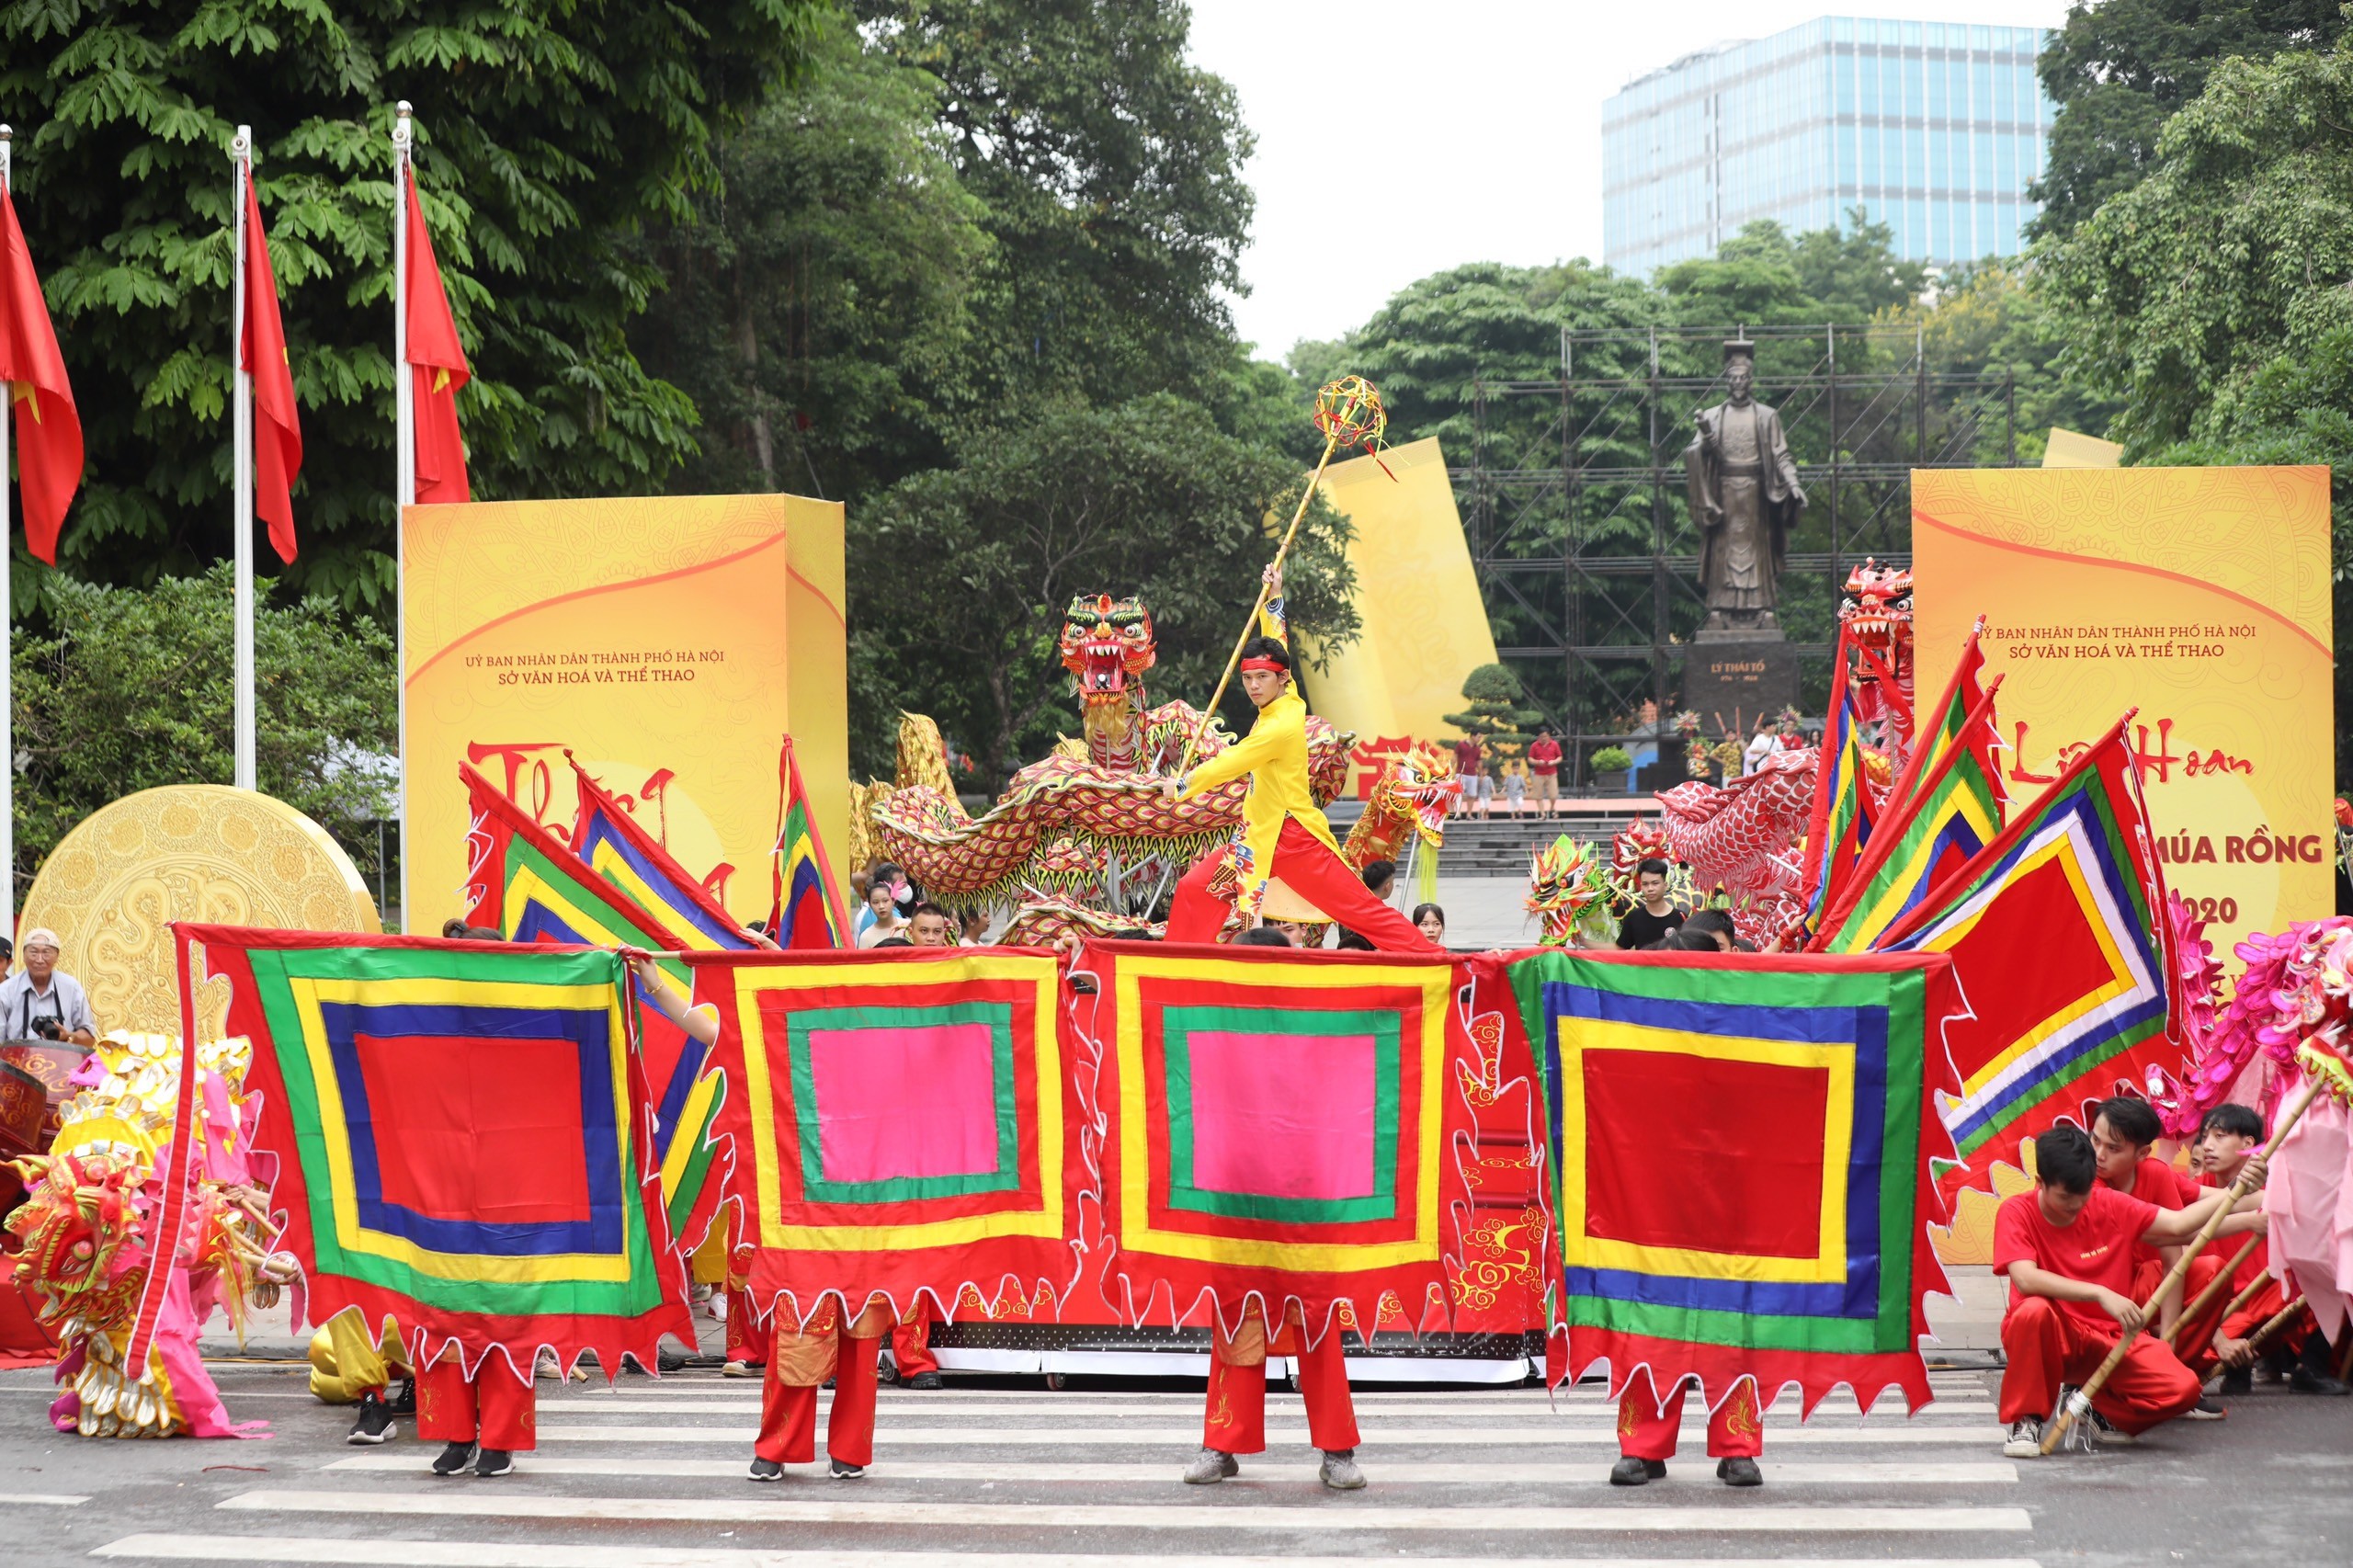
1681, 631, 1802, 732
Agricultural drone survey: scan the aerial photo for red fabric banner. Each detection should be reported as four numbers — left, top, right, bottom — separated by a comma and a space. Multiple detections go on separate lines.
403, 164, 470, 504
0, 179, 81, 562
240, 174, 302, 563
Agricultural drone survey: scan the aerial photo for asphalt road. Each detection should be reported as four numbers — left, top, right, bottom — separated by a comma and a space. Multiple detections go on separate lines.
4, 1358, 2348, 1567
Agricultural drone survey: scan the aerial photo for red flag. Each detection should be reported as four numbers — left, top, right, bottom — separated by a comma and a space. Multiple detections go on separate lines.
403, 165, 470, 504
240, 174, 301, 563
0, 178, 82, 563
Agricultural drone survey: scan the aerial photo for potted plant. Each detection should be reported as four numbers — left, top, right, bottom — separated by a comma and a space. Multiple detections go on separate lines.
1589, 745, 1632, 793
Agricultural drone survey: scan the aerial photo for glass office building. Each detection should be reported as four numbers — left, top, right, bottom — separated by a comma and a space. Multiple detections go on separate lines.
1602, 17, 2052, 276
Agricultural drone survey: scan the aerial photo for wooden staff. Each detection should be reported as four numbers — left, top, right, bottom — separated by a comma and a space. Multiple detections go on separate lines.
2041, 1068, 2325, 1454
2244, 1295, 2309, 1357
2155, 1233, 2263, 1348
2191, 1269, 2278, 1355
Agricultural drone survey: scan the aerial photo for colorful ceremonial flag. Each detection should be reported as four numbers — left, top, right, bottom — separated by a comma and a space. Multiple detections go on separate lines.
691, 948, 1080, 1325
463, 765, 729, 1251
569, 756, 757, 951
1486, 947, 1957, 1415
1873, 719, 2180, 1198
402, 163, 470, 504
768, 736, 847, 949
239, 173, 301, 564
1812, 633, 2006, 953
1800, 630, 1876, 926
1075, 938, 1472, 1340
0, 169, 82, 562
168, 926, 692, 1376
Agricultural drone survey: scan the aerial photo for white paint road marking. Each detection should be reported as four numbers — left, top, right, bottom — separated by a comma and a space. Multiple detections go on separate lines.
95, 1536, 2048, 1568
529, 1423, 2007, 1447
0, 1493, 87, 1506
214, 1489, 2033, 1532
533, 1397, 1990, 1416
323, 1453, 2019, 1484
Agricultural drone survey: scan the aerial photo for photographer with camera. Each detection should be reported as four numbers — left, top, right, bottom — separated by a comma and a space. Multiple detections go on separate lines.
0, 928, 96, 1045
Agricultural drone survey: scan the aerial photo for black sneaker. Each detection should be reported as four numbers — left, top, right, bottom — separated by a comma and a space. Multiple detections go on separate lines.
389, 1379, 417, 1415
748, 1458, 784, 1482
2086, 1407, 2134, 1446
1716, 1456, 1763, 1487
829, 1457, 866, 1479
2002, 1417, 2042, 1459
474, 1449, 515, 1478
1608, 1455, 1666, 1486
431, 1441, 478, 1476
905, 1370, 944, 1391
346, 1392, 394, 1446
2290, 1364, 2351, 1395
2219, 1366, 2253, 1396
2184, 1395, 2227, 1421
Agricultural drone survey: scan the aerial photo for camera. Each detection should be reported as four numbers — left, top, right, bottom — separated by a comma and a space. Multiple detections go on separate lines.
29, 1016, 66, 1042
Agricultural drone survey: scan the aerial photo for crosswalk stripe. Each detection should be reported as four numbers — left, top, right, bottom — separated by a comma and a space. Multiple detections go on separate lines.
531, 1423, 2006, 1447
324, 1453, 2018, 1484
215, 1489, 2033, 1532
95, 1534, 2049, 1568
0, 1493, 87, 1506
536, 1397, 1990, 1416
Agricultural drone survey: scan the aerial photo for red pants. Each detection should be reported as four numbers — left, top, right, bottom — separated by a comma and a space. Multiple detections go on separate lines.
1169, 817, 1436, 951
1997, 1297, 2200, 1433
892, 1316, 938, 1380
1203, 1331, 1360, 1454
757, 1332, 881, 1467
416, 1354, 536, 1451
727, 1286, 773, 1367
2132, 1253, 2223, 1340
1617, 1371, 1763, 1460
2192, 1278, 2309, 1371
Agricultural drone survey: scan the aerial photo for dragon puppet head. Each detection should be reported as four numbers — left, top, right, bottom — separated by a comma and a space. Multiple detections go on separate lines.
1060, 595, 1156, 709
1527, 835, 1609, 948
1352, 741, 1461, 863
1839, 558, 1914, 652
4, 1150, 150, 1331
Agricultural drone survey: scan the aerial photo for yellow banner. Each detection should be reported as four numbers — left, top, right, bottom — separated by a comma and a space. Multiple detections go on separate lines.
1914, 467, 2333, 963
402, 494, 847, 932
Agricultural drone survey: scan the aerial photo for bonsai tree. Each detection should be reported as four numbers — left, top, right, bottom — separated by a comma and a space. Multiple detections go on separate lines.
1445, 664, 1542, 763
1589, 745, 1632, 773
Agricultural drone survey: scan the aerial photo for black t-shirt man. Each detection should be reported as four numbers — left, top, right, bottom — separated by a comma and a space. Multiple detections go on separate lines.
1616, 904, 1685, 950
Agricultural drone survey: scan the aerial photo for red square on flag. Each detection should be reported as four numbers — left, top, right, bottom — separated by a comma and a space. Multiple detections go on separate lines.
358, 1032, 592, 1223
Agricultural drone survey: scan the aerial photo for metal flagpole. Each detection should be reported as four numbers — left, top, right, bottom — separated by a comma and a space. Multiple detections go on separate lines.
392, 102, 413, 928
231, 126, 256, 790
1, 125, 15, 936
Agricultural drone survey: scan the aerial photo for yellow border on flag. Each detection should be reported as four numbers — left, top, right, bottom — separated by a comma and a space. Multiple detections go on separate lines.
732, 956, 1065, 1251
290, 973, 636, 1284
1112, 953, 1451, 1270
1840, 786, 2004, 948
583, 841, 735, 951
1554, 1016, 1853, 1283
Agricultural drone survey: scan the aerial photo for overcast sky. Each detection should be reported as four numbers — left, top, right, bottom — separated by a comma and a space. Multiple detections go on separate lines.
1186, 1, 2073, 359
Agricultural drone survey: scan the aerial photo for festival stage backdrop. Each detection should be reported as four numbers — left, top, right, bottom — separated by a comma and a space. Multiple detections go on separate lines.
1486, 948, 1957, 1415
1914, 467, 2332, 968
1073, 939, 1478, 1340
689, 949, 1083, 1327
1295, 437, 1499, 753
171, 926, 692, 1378
402, 493, 847, 933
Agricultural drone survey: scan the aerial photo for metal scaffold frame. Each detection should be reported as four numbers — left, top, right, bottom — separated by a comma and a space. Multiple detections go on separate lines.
1458, 322, 2019, 788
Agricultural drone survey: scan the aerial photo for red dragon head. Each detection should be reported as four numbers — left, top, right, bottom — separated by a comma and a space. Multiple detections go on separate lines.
1839, 559, 1915, 653
1059, 595, 1155, 709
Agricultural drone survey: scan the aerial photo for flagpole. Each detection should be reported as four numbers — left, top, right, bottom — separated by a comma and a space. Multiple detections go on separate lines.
231, 126, 256, 791
0, 124, 14, 936
392, 101, 413, 929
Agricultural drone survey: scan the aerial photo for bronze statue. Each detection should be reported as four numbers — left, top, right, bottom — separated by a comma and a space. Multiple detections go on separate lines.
1685, 340, 1805, 632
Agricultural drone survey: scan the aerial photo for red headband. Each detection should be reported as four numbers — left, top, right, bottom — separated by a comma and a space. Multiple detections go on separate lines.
1239, 657, 1288, 674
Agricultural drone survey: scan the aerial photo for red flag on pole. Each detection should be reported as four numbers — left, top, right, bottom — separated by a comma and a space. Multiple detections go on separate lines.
239, 176, 301, 563
402, 165, 470, 504
0, 176, 81, 563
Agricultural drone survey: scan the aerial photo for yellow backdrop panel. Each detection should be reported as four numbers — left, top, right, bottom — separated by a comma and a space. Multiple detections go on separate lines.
1296, 437, 1498, 755
402, 493, 847, 932
1914, 467, 2332, 965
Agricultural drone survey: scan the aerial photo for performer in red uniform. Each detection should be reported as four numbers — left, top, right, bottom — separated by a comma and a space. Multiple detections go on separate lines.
1995, 1123, 2265, 1457
417, 1348, 534, 1476
1611, 1370, 1764, 1487
1179, 926, 1367, 1492
2189, 1103, 2348, 1397
751, 1295, 890, 1480
2089, 1096, 2217, 1346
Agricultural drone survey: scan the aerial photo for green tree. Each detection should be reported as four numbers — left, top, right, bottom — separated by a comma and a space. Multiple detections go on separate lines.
2030, 0, 2347, 240
631, 24, 991, 506
847, 393, 1357, 782
1, 0, 828, 608
855, 0, 1255, 412
1444, 664, 1541, 763
11, 565, 398, 903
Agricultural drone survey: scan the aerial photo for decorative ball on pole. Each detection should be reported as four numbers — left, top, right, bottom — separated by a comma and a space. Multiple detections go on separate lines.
1313, 374, 1388, 456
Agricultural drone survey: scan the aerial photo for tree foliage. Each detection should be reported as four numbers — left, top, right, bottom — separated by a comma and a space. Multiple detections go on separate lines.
1443, 663, 1541, 762
846, 394, 1356, 783
2030, 0, 2347, 239
1, 0, 828, 608
11, 565, 398, 903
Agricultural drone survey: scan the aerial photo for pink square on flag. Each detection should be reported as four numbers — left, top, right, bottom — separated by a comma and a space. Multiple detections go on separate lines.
806, 1023, 1000, 1183
1185, 1030, 1376, 1199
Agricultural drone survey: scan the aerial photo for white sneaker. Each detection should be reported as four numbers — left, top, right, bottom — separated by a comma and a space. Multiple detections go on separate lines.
1182, 1447, 1239, 1484
2002, 1416, 2043, 1459
1319, 1449, 1367, 1491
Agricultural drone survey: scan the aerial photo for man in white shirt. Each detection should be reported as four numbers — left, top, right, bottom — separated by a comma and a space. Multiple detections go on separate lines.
0, 928, 96, 1044
1741, 714, 1779, 776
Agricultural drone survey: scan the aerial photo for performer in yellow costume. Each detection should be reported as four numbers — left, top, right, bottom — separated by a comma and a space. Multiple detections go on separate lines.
310, 1306, 414, 1444
1164, 563, 1430, 949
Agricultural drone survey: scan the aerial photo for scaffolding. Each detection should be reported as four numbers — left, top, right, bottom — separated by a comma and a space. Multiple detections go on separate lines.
1461, 322, 2019, 788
